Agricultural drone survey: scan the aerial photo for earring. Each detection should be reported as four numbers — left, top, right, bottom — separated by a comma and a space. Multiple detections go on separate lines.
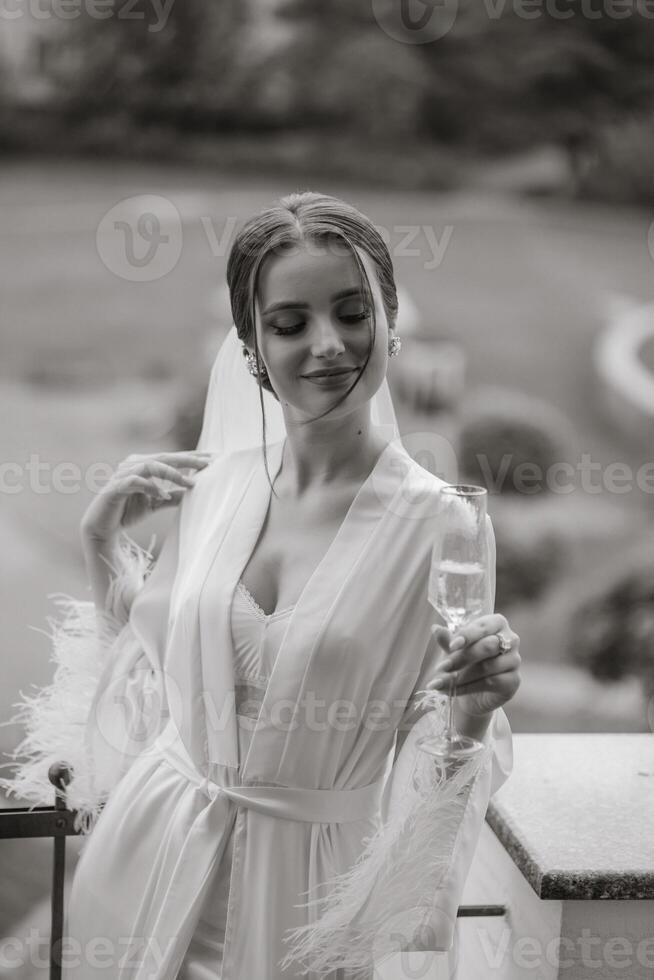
388, 335, 402, 357
243, 347, 268, 379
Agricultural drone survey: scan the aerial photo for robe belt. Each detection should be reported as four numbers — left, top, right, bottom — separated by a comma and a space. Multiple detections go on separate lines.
149, 725, 386, 824
123, 727, 388, 979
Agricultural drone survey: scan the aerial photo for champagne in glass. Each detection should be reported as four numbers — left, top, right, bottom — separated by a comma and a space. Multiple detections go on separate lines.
431, 558, 486, 633
417, 484, 491, 764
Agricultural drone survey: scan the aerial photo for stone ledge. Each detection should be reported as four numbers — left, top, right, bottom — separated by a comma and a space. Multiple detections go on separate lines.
486, 733, 654, 900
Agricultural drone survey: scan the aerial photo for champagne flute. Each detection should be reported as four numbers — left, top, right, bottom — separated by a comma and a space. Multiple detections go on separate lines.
416, 484, 490, 764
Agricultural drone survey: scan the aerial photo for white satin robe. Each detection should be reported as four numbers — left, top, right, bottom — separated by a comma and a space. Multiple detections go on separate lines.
61, 436, 512, 980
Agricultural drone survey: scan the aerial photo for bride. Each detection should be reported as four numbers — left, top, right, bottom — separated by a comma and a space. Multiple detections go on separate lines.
5, 192, 519, 979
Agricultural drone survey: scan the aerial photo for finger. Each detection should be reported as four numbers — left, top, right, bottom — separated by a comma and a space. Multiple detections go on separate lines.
441, 650, 521, 687
429, 626, 456, 670
430, 624, 450, 645
122, 452, 214, 472
450, 669, 521, 696
121, 457, 208, 478
449, 614, 508, 653
120, 461, 198, 489
144, 461, 200, 489
431, 625, 454, 654
150, 486, 187, 509
440, 632, 517, 673
114, 474, 190, 500
114, 475, 165, 497
152, 451, 216, 465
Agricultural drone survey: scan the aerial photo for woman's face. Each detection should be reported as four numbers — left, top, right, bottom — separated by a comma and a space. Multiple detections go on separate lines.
252, 240, 393, 421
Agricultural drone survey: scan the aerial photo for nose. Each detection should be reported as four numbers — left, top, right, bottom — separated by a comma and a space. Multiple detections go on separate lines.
310, 317, 346, 360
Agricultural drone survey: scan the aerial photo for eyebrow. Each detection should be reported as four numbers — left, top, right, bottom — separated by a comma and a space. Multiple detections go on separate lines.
262, 288, 364, 316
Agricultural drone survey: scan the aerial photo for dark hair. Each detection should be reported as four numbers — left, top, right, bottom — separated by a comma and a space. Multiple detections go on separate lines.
226, 191, 398, 496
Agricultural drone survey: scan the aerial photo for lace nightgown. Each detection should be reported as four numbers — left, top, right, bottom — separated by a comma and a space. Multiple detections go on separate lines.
177, 580, 296, 979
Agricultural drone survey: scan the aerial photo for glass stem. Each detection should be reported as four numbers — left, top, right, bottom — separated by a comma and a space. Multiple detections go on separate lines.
446, 673, 456, 740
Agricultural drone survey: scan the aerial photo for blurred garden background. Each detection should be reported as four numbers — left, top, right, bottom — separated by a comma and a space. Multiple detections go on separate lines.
2, 0, 654, 951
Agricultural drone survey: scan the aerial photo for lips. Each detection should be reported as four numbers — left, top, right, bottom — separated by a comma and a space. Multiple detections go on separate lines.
302, 368, 357, 378
302, 368, 357, 386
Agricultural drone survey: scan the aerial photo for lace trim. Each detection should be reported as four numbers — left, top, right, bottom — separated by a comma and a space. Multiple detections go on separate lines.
236, 580, 295, 620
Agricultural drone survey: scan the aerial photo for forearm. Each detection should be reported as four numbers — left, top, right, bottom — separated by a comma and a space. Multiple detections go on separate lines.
80, 528, 119, 617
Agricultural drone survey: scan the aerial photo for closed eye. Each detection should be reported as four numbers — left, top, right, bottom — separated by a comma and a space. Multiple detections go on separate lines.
272, 311, 370, 336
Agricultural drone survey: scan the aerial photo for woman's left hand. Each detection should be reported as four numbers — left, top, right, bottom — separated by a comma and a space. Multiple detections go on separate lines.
427, 614, 521, 717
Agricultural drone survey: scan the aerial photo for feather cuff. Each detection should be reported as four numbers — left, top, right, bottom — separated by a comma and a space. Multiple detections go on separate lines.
0, 531, 158, 835
279, 692, 512, 977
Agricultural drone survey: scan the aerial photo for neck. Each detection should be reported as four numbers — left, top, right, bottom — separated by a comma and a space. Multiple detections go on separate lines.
276, 408, 389, 498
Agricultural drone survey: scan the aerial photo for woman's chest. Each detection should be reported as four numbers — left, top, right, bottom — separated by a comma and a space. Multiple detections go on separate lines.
239, 490, 355, 617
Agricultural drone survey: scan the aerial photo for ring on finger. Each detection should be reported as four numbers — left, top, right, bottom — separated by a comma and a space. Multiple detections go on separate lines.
496, 633, 512, 656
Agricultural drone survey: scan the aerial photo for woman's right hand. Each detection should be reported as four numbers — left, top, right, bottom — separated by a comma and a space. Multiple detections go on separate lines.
80, 451, 215, 542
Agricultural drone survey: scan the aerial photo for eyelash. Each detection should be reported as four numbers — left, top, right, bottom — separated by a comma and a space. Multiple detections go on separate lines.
272, 312, 371, 336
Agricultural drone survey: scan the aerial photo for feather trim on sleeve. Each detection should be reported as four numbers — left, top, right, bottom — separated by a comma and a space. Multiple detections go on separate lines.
0, 530, 159, 836
279, 691, 513, 978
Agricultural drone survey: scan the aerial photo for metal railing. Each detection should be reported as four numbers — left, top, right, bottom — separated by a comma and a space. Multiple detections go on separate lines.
0, 762, 81, 980
0, 763, 506, 979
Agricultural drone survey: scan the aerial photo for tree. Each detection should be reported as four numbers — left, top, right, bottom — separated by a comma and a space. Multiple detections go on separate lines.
58, 0, 252, 128
415, 0, 654, 172
273, 0, 432, 137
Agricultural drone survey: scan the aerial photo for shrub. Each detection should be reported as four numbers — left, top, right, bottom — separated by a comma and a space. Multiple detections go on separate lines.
579, 116, 654, 208
566, 563, 654, 698
491, 506, 569, 608
457, 386, 575, 497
